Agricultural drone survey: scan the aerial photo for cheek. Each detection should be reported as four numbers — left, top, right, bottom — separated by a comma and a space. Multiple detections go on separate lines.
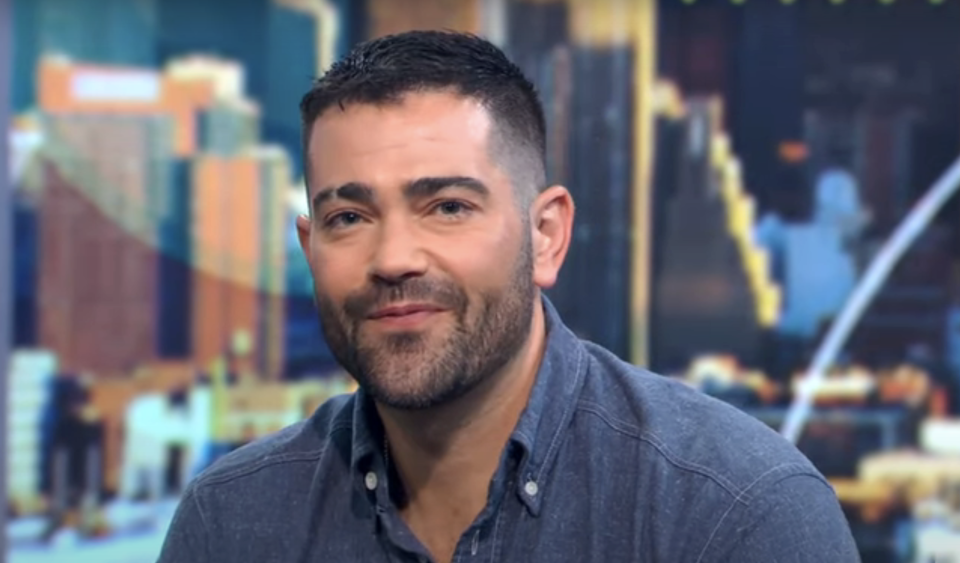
431, 233, 519, 290
310, 248, 367, 299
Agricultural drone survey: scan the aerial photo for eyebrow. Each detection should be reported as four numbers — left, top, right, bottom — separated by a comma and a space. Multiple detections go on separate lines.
311, 176, 489, 215
311, 182, 374, 214
403, 176, 490, 200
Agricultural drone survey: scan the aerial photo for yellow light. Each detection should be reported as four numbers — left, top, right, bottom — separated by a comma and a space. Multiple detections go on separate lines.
879, 0, 894, 5
731, 0, 745, 4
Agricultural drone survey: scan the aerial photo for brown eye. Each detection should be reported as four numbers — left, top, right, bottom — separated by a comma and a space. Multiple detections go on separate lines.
435, 201, 468, 216
325, 211, 364, 229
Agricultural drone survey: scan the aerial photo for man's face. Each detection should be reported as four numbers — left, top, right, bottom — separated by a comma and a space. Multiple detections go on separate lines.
299, 91, 538, 410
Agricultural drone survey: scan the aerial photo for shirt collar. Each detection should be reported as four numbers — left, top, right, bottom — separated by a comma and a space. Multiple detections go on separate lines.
347, 295, 588, 516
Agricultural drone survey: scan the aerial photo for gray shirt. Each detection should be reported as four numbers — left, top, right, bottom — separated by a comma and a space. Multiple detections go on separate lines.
157, 298, 860, 562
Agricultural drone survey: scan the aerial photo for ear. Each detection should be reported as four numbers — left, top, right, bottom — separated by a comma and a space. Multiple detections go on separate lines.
296, 213, 312, 263
530, 185, 574, 289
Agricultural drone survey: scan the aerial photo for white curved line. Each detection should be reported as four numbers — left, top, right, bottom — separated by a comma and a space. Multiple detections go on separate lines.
780, 155, 960, 443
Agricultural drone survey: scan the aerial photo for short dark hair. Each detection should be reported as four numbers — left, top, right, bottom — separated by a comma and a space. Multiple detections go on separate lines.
299, 30, 547, 203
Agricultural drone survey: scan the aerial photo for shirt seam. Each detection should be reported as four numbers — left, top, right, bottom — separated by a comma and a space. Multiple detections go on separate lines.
196, 421, 351, 488
692, 472, 832, 563
195, 447, 328, 488
575, 400, 815, 499
192, 487, 212, 562
575, 400, 742, 496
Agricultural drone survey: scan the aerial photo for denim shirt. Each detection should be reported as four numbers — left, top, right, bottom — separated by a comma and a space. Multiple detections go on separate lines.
158, 298, 860, 562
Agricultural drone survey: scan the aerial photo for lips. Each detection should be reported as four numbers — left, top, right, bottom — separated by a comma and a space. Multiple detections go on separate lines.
367, 303, 445, 320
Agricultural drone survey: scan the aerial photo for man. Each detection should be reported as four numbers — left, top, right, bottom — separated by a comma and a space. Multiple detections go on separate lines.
158, 31, 860, 562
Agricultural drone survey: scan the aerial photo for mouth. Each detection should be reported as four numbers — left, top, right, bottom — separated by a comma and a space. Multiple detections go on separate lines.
366, 303, 447, 326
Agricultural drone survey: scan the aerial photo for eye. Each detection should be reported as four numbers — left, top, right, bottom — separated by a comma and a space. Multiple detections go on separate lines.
324, 211, 365, 229
433, 200, 470, 217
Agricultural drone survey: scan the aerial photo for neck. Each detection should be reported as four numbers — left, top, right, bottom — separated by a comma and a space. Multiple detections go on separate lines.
376, 302, 547, 522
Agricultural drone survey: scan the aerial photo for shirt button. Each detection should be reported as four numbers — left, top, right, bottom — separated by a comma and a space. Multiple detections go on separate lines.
524, 480, 539, 497
364, 471, 378, 490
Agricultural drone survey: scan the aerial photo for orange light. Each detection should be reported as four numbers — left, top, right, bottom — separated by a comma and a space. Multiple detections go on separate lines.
779, 141, 808, 163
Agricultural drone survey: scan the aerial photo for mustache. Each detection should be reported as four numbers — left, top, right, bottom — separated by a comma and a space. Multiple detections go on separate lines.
342, 278, 468, 320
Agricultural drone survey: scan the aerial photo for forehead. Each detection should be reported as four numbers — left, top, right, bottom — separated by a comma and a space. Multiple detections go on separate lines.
307, 91, 505, 196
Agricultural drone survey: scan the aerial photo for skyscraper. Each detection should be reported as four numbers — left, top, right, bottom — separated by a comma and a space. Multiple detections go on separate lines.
33, 56, 181, 374
11, 119, 45, 347
12, 0, 159, 112
180, 58, 288, 380
550, 44, 636, 358
157, 0, 318, 176
31, 56, 288, 378
649, 99, 778, 371
37, 117, 169, 375
503, 0, 657, 363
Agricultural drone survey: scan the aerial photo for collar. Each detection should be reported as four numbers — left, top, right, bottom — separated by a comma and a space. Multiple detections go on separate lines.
348, 295, 588, 516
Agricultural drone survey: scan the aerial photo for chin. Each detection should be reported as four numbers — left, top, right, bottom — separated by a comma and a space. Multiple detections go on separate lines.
368, 388, 448, 411
364, 374, 476, 411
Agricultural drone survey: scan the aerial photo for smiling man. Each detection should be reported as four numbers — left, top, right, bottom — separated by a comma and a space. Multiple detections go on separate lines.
157, 31, 860, 563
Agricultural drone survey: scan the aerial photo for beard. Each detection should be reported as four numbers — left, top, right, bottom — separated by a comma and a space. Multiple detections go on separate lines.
314, 234, 536, 410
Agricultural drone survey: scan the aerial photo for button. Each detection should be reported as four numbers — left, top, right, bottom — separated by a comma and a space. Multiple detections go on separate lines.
365, 471, 378, 490
524, 480, 539, 497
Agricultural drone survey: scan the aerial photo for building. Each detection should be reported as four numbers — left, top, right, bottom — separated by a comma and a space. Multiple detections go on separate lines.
190, 147, 288, 380
649, 98, 779, 372
36, 114, 172, 375
33, 57, 186, 375
178, 57, 288, 377
365, 0, 481, 39
546, 43, 636, 357
214, 376, 356, 446
85, 360, 198, 496
11, 0, 159, 112
120, 384, 212, 500
848, 227, 953, 363
504, 0, 570, 183
11, 120, 45, 347
498, 0, 657, 363
13, 0, 326, 177
6, 351, 56, 514
31, 55, 288, 378
157, 0, 319, 176
12, 190, 40, 348
804, 108, 917, 233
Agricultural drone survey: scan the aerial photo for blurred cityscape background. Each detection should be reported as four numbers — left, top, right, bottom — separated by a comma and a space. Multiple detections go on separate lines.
5, 0, 960, 561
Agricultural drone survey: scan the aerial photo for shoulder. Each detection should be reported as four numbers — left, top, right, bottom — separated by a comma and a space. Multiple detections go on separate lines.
190, 393, 355, 490
159, 394, 362, 560
575, 342, 825, 497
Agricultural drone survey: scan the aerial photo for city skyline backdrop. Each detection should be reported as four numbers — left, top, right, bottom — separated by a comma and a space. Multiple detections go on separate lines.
6, 1, 960, 561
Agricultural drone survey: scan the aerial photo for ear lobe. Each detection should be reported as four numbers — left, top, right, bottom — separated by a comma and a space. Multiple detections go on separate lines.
531, 185, 574, 289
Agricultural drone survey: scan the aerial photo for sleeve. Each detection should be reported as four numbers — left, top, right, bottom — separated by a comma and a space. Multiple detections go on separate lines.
699, 473, 862, 563
156, 488, 211, 563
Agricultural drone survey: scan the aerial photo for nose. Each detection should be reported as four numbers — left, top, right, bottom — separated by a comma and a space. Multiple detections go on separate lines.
369, 216, 428, 284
